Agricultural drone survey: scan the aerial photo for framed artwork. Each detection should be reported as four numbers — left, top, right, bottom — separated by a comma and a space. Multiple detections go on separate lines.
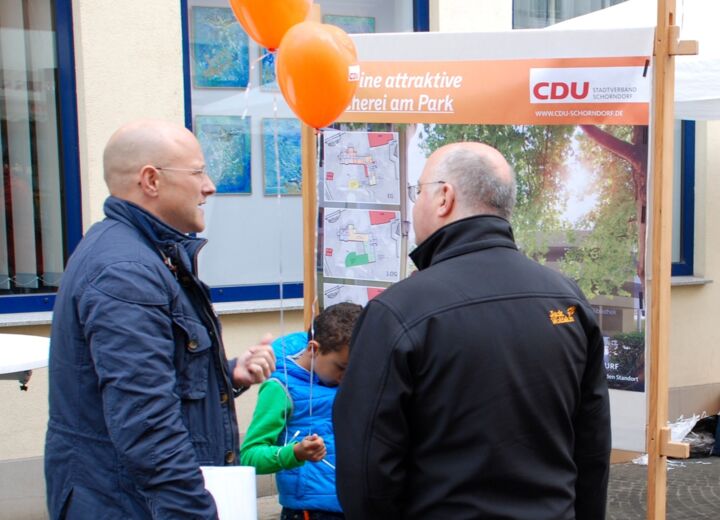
191, 7, 249, 88
195, 115, 252, 195
262, 118, 302, 196
322, 14, 376, 34
259, 49, 279, 91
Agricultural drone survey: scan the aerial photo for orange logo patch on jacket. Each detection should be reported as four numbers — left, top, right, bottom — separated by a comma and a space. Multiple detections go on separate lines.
549, 306, 576, 325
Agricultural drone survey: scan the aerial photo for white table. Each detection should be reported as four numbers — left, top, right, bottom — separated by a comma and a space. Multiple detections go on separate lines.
0, 334, 50, 390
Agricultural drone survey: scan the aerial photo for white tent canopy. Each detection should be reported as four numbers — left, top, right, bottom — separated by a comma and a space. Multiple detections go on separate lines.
548, 0, 720, 120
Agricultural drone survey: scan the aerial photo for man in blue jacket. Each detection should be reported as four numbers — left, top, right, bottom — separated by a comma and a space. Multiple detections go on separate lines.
45, 119, 276, 519
334, 142, 611, 519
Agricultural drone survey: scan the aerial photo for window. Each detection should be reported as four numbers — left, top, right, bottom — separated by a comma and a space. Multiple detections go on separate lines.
0, 0, 81, 314
513, 0, 626, 28
512, 0, 696, 277
180, 0, 428, 303
671, 120, 695, 276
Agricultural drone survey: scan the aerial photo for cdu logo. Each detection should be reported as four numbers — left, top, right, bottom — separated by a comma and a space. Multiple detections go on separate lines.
529, 66, 650, 105
532, 81, 590, 101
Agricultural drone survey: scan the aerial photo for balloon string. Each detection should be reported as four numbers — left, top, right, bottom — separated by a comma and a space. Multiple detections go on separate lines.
269, 81, 289, 440
309, 129, 321, 328
273, 97, 285, 330
307, 129, 323, 434
312, 129, 321, 322
309, 340, 315, 430
242, 51, 274, 120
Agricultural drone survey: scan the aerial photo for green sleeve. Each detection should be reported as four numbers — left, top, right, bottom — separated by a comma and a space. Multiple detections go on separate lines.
240, 379, 304, 474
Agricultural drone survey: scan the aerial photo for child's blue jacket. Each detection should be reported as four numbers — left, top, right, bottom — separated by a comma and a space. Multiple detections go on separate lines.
270, 332, 342, 513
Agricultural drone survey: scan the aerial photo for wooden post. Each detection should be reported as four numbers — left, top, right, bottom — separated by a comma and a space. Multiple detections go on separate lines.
301, 3, 322, 329
646, 0, 695, 517
301, 125, 318, 331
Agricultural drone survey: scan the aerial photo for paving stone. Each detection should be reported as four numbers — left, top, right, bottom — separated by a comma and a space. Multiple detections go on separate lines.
607, 458, 720, 519
257, 457, 720, 519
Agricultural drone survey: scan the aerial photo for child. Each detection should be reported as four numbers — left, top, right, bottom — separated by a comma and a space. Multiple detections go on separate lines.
240, 302, 363, 520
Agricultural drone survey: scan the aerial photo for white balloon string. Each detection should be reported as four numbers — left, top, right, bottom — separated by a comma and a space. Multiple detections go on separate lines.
242, 51, 271, 120
309, 340, 315, 431
273, 96, 285, 336
308, 129, 323, 434
270, 93, 290, 440
311, 129, 321, 331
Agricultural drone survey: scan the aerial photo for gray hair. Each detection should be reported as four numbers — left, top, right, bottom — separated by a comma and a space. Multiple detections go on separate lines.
434, 147, 516, 220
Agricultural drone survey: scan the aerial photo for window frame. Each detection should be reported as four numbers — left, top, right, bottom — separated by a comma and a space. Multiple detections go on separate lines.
413, 0, 430, 31
511, 0, 626, 29
512, 0, 696, 278
180, 0, 429, 304
0, 0, 82, 314
671, 120, 695, 276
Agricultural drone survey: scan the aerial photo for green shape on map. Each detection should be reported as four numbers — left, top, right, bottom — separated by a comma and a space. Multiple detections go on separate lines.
345, 252, 370, 267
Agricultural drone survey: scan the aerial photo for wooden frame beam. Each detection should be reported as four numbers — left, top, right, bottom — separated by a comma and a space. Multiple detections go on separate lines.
646, 0, 695, 518
302, 3, 322, 330
301, 125, 318, 330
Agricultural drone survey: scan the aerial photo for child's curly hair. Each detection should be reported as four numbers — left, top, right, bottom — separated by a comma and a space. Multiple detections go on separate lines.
309, 302, 363, 354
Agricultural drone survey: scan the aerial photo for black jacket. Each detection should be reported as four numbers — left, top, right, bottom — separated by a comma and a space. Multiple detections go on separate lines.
334, 215, 611, 520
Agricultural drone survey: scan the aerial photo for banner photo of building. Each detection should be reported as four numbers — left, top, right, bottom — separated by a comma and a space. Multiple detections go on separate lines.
325, 28, 655, 451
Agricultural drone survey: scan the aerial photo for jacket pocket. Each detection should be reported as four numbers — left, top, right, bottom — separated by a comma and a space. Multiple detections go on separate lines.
173, 315, 213, 400
276, 465, 303, 500
59, 485, 130, 520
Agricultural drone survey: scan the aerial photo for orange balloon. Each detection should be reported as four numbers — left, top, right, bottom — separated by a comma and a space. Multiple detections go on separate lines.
229, 0, 312, 51
277, 22, 360, 130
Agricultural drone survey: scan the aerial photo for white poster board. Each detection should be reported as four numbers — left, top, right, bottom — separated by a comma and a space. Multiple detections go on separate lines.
341, 28, 655, 451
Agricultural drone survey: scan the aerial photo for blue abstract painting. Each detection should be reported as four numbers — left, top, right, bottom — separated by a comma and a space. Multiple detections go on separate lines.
191, 7, 249, 88
262, 118, 302, 196
323, 14, 376, 34
260, 49, 279, 91
195, 116, 251, 195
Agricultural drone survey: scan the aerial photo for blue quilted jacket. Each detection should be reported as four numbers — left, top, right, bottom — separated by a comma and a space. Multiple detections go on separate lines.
271, 332, 342, 513
46, 196, 240, 519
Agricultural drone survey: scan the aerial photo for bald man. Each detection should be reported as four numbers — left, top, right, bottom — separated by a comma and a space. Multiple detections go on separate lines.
334, 142, 611, 519
45, 120, 276, 519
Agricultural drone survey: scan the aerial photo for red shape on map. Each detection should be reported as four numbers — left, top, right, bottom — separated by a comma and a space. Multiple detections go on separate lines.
367, 133, 394, 148
369, 211, 396, 226
326, 171, 335, 180
367, 288, 385, 300
325, 248, 333, 256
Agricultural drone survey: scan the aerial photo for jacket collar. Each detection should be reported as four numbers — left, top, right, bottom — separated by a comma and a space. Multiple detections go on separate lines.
103, 196, 207, 271
410, 215, 518, 271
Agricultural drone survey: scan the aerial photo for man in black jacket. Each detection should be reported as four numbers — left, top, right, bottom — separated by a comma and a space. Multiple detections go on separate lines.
333, 142, 611, 520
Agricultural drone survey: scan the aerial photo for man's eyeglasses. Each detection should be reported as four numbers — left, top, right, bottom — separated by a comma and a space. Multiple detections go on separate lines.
407, 181, 446, 203
154, 166, 208, 177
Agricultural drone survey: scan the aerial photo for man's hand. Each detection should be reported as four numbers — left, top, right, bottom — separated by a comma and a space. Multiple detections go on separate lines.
232, 334, 276, 387
293, 434, 327, 462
